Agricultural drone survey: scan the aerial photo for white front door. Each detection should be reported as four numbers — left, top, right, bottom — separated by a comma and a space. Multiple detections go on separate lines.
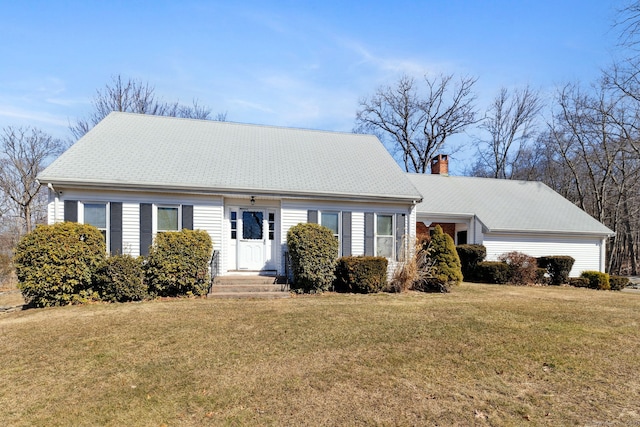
237, 209, 266, 270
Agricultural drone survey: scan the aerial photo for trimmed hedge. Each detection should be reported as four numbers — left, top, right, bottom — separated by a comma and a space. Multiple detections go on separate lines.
456, 244, 486, 282
537, 256, 575, 285
568, 277, 589, 288
476, 261, 510, 284
145, 229, 212, 297
580, 270, 610, 290
287, 223, 339, 293
95, 255, 147, 302
498, 251, 538, 285
335, 256, 388, 293
609, 275, 630, 291
14, 222, 106, 307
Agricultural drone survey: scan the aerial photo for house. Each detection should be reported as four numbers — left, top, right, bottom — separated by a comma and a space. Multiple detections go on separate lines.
408, 155, 615, 277
37, 112, 422, 277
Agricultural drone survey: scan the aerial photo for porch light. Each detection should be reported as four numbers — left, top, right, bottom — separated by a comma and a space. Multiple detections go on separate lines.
250, 196, 255, 206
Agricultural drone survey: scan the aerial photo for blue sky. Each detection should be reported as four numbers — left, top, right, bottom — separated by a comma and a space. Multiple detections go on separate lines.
0, 1, 624, 172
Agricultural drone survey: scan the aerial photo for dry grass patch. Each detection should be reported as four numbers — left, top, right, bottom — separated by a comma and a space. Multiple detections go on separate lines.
1, 284, 639, 426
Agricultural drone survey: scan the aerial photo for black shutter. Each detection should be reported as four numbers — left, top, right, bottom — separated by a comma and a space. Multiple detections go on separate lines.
64, 200, 78, 222
140, 203, 153, 256
182, 205, 193, 230
364, 212, 374, 256
307, 210, 318, 224
342, 211, 352, 256
395, 213, 406, 261
110, 202, 123, 255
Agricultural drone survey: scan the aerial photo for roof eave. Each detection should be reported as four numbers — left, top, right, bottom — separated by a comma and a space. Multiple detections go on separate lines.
485, 228, 615, 238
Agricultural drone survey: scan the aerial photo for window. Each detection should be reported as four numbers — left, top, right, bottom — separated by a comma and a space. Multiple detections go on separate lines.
268, 212, 275, 240
230, 211, 237, 239
157, 206, 179, 232
376, 214, 394, 258
242, 211, 263, 240
84, 203, 108, 242
321, 212, 339, 240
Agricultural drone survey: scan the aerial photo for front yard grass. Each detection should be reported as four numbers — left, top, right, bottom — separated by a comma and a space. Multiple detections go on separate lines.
1, 283, 639, 426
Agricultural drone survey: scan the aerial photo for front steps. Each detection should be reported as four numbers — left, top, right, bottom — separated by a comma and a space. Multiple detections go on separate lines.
208, 275, 290, 299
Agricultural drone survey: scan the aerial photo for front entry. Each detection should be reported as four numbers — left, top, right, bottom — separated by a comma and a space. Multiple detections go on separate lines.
237, 210, 266, 270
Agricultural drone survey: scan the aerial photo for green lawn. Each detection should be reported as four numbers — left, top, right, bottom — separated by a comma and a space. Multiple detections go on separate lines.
1, 283, 639, 426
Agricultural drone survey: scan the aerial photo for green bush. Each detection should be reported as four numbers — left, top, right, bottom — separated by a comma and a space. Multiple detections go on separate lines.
537, 256, 575, 285
335, 256, 388, 293
609, 275, 630, 291
145, 229, 212, 297
476, 261, 510, 284
95, 255, 147, 302
287, 223, 339, 293
536, 268, 549, 285
580, 271, 610, 290
13, 222, 106, 307
568, 277, 589, 288
413, 225, 462, 293
456, 244, 486, 281
498, 251, 538, 285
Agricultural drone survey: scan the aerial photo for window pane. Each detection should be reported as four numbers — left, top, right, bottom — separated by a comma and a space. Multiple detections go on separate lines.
242, 211, 263, 239
84, 203, 106, 229
377, 236, 393, 258
158, 207, 179, 231
321, 212, 339, 235
376, 215, 393, 236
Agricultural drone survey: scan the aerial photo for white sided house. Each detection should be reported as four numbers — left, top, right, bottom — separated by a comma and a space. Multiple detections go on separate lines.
37, 112, 422, 278
408, 155, 614, 277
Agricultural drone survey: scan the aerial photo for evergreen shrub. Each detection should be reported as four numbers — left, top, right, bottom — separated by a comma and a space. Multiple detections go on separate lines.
145, 229, 212, 297
335, 256, 388, 293
413, 225, 462, 293
456, 244, 486, 281
13, 222, 106, 307
609, 275, 630, 291
580, 270, 610, 290
287, 223, 338, 293
96, 254, 147, 302
569, 277, 590, 287
476, 261, 510, 284
537, 256, 575, 285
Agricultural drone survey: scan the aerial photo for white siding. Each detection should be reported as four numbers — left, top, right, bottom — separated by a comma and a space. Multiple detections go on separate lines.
351, 212, 365, 256
194, 202, 223, 271
122, 203, 140, 256
482, 233, 605, 277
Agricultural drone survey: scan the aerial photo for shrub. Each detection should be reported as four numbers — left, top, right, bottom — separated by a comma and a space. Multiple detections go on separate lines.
13, 222, 106, 307
145, 229, 212, 297
537, 256, 575, 285
498, 251, 538, 286
536, 268, 549, 285
413, 225, 462, 293
389, 238, 420, 293
476, 261, 510, 284
287, 223, 338, 293
580, 271, 610, 290
456, 244, 486, 282
95, 255, 147, 302
609, 275, 630, 291
335, 256, 388, 293
568, 277, 589, 288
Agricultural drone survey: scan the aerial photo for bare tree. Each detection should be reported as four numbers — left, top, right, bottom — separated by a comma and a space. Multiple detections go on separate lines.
0, 126, 64, 234
355, 73, 478, 173
474, 86, 543, 179
70, 75, 226, 139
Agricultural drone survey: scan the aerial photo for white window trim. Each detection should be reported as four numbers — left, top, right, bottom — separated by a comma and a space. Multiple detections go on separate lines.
375, 213, 395, 259
320, 210, 341, 256
79, 201, 110, 252
154, 204, 182, 233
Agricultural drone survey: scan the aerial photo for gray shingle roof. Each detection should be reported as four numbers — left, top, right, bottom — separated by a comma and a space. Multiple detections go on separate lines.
39, 112, 422, 201
408, 173, 613, 236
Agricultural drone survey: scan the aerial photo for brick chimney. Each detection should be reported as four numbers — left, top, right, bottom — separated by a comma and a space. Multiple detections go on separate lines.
430, 154, 449, 175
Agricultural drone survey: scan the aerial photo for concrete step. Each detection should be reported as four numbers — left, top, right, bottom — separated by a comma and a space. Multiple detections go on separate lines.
208, 275, 290, 298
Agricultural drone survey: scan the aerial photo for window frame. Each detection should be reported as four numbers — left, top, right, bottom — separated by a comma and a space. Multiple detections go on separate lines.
375, 213, 394, 259
155, 204, 181, 233
80, 201, 109, 251
320, 210, 341, 256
